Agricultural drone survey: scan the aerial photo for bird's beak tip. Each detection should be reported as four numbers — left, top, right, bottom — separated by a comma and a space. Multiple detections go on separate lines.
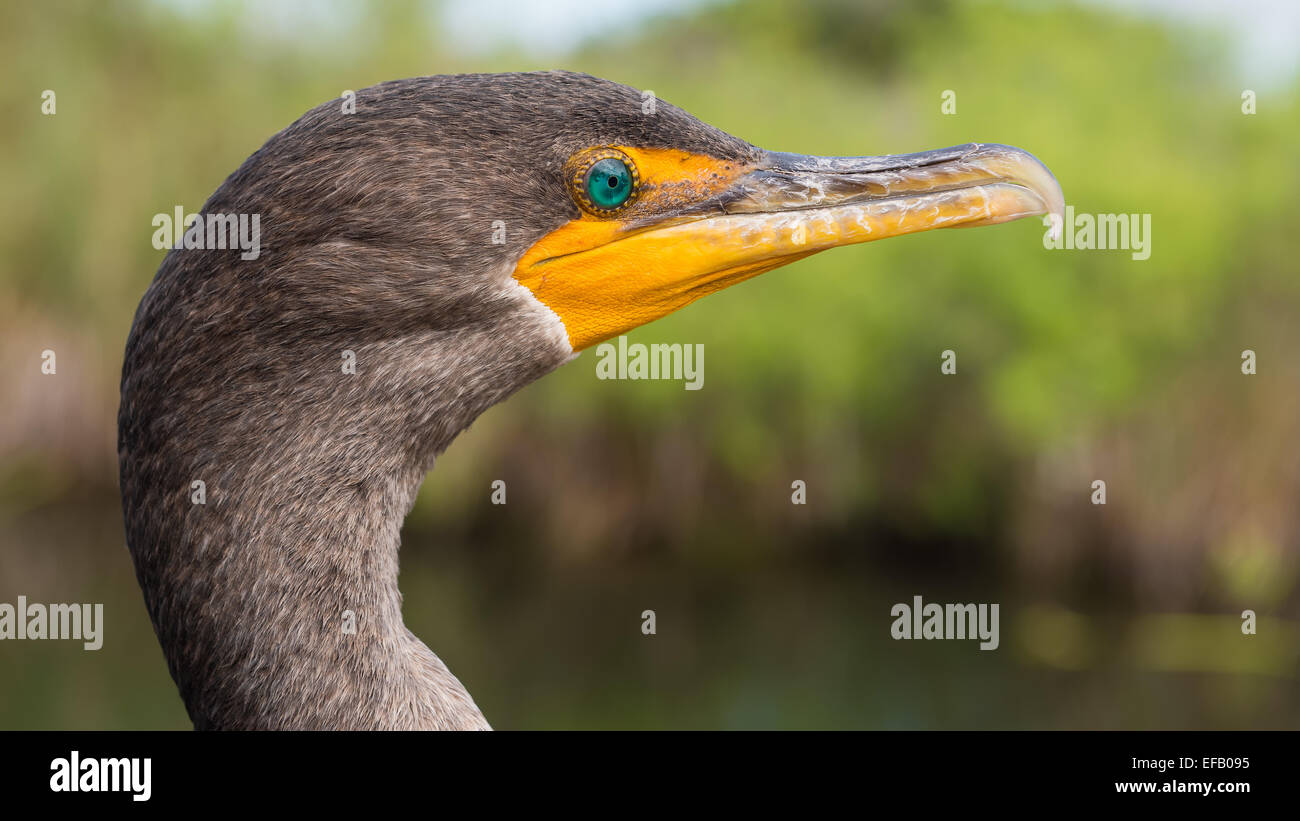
755, 141, 1064, 230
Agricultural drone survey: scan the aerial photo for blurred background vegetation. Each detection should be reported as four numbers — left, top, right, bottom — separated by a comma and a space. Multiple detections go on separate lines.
1, 0, 1298, 728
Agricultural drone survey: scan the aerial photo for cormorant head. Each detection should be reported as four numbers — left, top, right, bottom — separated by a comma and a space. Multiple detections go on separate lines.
126, 71, 1062, 468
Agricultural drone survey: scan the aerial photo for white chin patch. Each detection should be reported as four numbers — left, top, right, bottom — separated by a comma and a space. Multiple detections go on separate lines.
507, 277, 578, 362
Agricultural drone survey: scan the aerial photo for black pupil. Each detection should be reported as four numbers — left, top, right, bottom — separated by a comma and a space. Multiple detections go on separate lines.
607, 175, 619, 188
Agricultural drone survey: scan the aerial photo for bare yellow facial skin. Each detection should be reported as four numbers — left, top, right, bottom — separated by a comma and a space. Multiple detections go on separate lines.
513, 145, 757, 350
513, 143, 1063, 351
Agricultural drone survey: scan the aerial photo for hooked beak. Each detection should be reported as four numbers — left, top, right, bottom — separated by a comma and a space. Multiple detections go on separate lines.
515, 142, 1065, 351
730, 142, 1064, 242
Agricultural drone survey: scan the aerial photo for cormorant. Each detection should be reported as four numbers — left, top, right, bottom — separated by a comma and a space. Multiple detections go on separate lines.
118, 71, 1064, 729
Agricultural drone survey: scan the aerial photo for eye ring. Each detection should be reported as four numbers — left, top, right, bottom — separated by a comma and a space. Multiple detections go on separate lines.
569, 147, 641, 215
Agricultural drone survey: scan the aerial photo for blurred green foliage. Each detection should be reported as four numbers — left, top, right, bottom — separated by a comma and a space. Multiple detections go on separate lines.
1, 0, 1297, 728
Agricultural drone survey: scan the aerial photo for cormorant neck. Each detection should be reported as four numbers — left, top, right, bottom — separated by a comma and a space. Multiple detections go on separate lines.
137, 438, 491, 729
120, 279, 574, 729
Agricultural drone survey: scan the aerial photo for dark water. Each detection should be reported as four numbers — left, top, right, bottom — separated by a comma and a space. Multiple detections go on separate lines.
2, 494, 1294, 730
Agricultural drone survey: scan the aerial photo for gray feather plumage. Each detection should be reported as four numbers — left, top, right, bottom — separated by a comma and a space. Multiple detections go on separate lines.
118, 72, 756, 729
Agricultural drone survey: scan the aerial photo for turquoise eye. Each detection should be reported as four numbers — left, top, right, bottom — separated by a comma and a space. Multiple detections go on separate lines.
584, 157, 634, 210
